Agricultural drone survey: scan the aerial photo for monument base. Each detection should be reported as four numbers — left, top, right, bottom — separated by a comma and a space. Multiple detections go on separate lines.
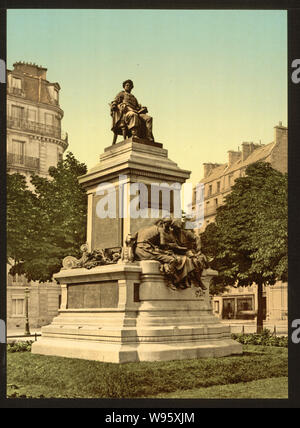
32, 261, 242, 363
32, 337, 241, 363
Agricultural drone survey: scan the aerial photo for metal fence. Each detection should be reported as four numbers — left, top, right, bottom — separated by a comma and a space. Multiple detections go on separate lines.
7, 333, 41, 343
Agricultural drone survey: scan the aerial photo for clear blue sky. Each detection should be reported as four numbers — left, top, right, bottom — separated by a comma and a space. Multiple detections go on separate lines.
7, 9, 287, 184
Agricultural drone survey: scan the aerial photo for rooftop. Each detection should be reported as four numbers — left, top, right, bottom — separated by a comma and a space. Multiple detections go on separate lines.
201, 141, 276, 184
7, 61, 61, 106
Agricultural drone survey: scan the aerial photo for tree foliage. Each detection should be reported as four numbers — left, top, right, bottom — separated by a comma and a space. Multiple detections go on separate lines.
7, 152, 88, 282
7, 173, 39, 275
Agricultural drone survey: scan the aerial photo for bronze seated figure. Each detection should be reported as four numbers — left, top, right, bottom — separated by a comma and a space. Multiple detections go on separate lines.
110, 105, 150, 144
110, 79, 154, 145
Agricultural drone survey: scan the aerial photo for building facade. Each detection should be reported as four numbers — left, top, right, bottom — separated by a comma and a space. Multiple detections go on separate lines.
212, 281, 288, 322
7, 61, 68, 183
195, 123, 288, 322
7, 62, 69, 329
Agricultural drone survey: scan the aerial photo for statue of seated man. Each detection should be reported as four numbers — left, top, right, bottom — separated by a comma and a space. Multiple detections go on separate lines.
110, 79, 154, 143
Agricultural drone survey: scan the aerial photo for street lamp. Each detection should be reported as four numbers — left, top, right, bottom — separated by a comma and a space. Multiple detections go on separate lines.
24, 287, 31, 336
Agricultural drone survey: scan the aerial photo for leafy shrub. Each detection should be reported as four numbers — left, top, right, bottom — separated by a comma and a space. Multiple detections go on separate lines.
7, 341, 33, 353
232, 329, 288, 348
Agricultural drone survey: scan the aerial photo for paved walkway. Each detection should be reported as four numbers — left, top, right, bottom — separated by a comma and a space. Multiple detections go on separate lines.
220, 319, 288, 335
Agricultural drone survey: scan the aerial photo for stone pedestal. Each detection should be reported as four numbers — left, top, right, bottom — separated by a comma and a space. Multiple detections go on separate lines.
78, 138, 191, 250
32, 138, 242, 363
32, 261, 242, 363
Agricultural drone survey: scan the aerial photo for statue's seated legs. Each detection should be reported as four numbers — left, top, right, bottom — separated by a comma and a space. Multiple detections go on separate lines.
112, 111, 154, 144
112, 111, 138, 145
139, 113, 154, 141
124, 110, 140, 130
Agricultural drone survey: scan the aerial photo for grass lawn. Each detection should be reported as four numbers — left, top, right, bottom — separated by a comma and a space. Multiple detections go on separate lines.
7, 345, 288, 399
150, 377, 288, 399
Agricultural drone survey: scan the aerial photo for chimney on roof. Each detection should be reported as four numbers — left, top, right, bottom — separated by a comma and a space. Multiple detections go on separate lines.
203, 163, 222, 178
241, 142, 261, 161
241, 143, 252, 161
13, 61, 47, 80
274, 121, 287, 146
228, 150, 241, 166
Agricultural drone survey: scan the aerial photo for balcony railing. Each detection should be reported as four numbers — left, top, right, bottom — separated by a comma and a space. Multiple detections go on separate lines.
7, 116, 68, 142
7, 152, 40, 170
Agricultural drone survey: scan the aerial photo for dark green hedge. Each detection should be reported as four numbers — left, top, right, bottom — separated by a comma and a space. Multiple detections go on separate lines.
232, 329, 288, 348
7, 341, 33, 353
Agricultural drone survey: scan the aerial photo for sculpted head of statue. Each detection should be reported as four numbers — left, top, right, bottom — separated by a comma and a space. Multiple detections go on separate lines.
171, 218, 183, 231
122, 79, 134, 92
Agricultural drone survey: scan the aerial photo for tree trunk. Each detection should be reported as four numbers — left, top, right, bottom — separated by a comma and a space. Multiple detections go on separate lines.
256, 281, 264, 334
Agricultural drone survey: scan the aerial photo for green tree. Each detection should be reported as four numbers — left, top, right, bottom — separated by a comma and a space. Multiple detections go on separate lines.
201, 162, 287, 333
7, 173, 39, 277
7, 152, 88, 282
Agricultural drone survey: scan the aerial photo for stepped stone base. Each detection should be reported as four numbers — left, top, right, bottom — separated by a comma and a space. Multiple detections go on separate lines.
32, 338, 241, 363
32, 261, 242, 363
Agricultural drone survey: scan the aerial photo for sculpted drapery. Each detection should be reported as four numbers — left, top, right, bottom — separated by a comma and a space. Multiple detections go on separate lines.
134, 219, 208, 291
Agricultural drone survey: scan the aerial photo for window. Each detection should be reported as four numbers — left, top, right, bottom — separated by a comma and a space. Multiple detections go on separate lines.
208, 184, 212, 196
12, 77, 21, 89
214, 301, 220, 313
237, 298, 253, 312
12, 299, 25, 316
222, 298, 235, 319
45, 113, 54, 125
11, 105, 24, 119
12, 140, 25, 164
215, 198, 218, 208
217, 181, 220, 193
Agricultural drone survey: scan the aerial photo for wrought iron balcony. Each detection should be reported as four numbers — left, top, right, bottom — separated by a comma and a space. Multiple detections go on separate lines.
7, 116, 68, 142
7, 152, 40, 170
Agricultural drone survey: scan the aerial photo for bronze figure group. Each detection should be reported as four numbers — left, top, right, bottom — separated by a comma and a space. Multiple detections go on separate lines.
65, 219, 208, 293
134, 218, 208, 291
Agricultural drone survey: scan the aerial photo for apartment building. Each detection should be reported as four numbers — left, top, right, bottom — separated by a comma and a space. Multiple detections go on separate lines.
7, 62, 69, 329
195, 123, 288, 322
